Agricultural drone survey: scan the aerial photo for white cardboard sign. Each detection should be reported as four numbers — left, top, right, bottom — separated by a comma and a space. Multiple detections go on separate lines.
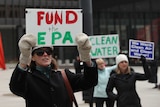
26, 8, 82, 46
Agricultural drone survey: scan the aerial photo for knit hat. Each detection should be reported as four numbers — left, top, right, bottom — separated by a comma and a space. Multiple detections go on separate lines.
116, 54, 128, 65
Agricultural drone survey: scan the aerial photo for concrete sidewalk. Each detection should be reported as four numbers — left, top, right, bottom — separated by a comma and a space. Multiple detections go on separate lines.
0, 65, 160, 107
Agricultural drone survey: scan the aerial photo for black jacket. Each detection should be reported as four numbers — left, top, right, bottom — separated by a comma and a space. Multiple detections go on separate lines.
148, 59, 158, 83
74, 60, 83, 74
9, 63, 98, 107
106, 61, 150, 107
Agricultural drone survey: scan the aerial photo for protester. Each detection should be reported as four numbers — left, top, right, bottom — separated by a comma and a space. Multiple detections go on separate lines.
9, 33, 98, 107
93, 58, 116, 107
82, 87, 94, 107
106, 54, 150, 107
148, 59, 159, 88
74, 55, 84, 74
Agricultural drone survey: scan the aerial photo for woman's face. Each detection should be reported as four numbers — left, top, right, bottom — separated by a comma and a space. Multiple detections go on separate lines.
32, 47, 52, 67
97, 62, 105, 70
118, 61, 128, 73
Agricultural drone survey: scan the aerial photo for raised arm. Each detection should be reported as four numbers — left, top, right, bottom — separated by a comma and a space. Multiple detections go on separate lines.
141, 55, 151, 78
75, 33, 92, 66
136, 55, 151, 80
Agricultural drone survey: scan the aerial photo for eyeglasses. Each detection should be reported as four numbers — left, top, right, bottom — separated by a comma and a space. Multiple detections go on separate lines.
34, 48, 52, 56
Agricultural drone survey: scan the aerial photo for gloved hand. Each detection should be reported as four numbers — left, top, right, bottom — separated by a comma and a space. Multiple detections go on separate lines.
140, 55, 146, 63
18, 34, 36, 65
75, 33, 91, 62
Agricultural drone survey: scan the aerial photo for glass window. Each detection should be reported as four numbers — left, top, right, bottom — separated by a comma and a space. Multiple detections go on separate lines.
120, 4, 133, 12
151, 0, 160, 11
135, 1, 150, 12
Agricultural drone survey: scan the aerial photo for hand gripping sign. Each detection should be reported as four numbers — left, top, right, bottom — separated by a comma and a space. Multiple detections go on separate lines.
129, 39, 154, 60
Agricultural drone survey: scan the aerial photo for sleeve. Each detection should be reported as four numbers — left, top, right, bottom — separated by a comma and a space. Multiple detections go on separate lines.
142, 59, 151, 79
9, 64, 28, 98
108, 65, 117, 73
106, 75, 118, 100
135, 59, 151, 80
65, 61, 98, 92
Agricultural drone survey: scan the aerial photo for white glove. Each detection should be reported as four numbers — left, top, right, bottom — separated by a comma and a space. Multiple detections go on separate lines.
75, 33, 91, 62
18, 34, 36, 65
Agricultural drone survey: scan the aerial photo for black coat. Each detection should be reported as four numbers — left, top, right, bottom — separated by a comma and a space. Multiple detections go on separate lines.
9, 63, 98, 107
148, 60, 158, 83
106, 62, 150, 107
74, 60, 83, 74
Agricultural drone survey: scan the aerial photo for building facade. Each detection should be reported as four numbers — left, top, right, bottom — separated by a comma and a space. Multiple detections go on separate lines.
93, 0, 160, 64
1, 0, 160, 65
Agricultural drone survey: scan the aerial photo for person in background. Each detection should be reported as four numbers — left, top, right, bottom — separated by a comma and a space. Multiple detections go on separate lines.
73, 55, 93, 107
9, 33, 98, 107
93, 58, 117, 107
106, 54, 150, 107
74, 55, 84, 74
148, 59, 159, 88
82, 87, 94, 107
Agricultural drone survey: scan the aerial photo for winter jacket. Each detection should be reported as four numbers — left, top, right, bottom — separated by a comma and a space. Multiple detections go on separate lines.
74, 60, 84, 74
106, 61, 150, 107
9, 63, 98, 107
148, 59, 158, 83
93, 65, 117, 98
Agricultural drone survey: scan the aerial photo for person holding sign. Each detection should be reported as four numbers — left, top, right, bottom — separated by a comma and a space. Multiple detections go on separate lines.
106, 54, 150, 107
9, 33, 98, 107
93, 58, 116, 107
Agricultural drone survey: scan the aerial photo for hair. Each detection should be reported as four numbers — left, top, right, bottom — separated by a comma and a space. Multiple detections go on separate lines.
96, 58, 105, 65
115, 65, 131, 74
30, 57, 58, 71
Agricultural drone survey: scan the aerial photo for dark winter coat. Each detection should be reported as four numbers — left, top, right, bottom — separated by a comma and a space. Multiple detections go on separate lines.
148, 60, 158, 83
106, 62, 150, 107
9, 63, 98, 107
74, 60, 84, 74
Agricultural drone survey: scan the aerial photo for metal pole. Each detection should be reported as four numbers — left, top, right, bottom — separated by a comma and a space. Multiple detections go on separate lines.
79, 0, 93, 35
79, 1, 94, 107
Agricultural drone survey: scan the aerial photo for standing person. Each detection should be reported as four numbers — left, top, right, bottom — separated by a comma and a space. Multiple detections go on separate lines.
93, 58, 117, 107
74, 55, 93, 107
74, 55, 84, 74
106, 54, 150, 107
148, 59, 158, 88
9, 33, 98, 107
82, 87, 94, 107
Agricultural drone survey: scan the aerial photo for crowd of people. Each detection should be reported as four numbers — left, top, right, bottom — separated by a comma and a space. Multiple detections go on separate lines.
9, 32, 160, 107
73, 52, 155, 107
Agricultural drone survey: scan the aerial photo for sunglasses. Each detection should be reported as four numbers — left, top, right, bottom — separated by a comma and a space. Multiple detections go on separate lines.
34, 48, 52, 56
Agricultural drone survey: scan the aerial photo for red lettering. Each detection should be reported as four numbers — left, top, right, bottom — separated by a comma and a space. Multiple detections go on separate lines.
46, 12, 53, 24
66, 11, 77, 24
37, 11, 45, 25
37, 10, 78, 25
55, 11, 62, 25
